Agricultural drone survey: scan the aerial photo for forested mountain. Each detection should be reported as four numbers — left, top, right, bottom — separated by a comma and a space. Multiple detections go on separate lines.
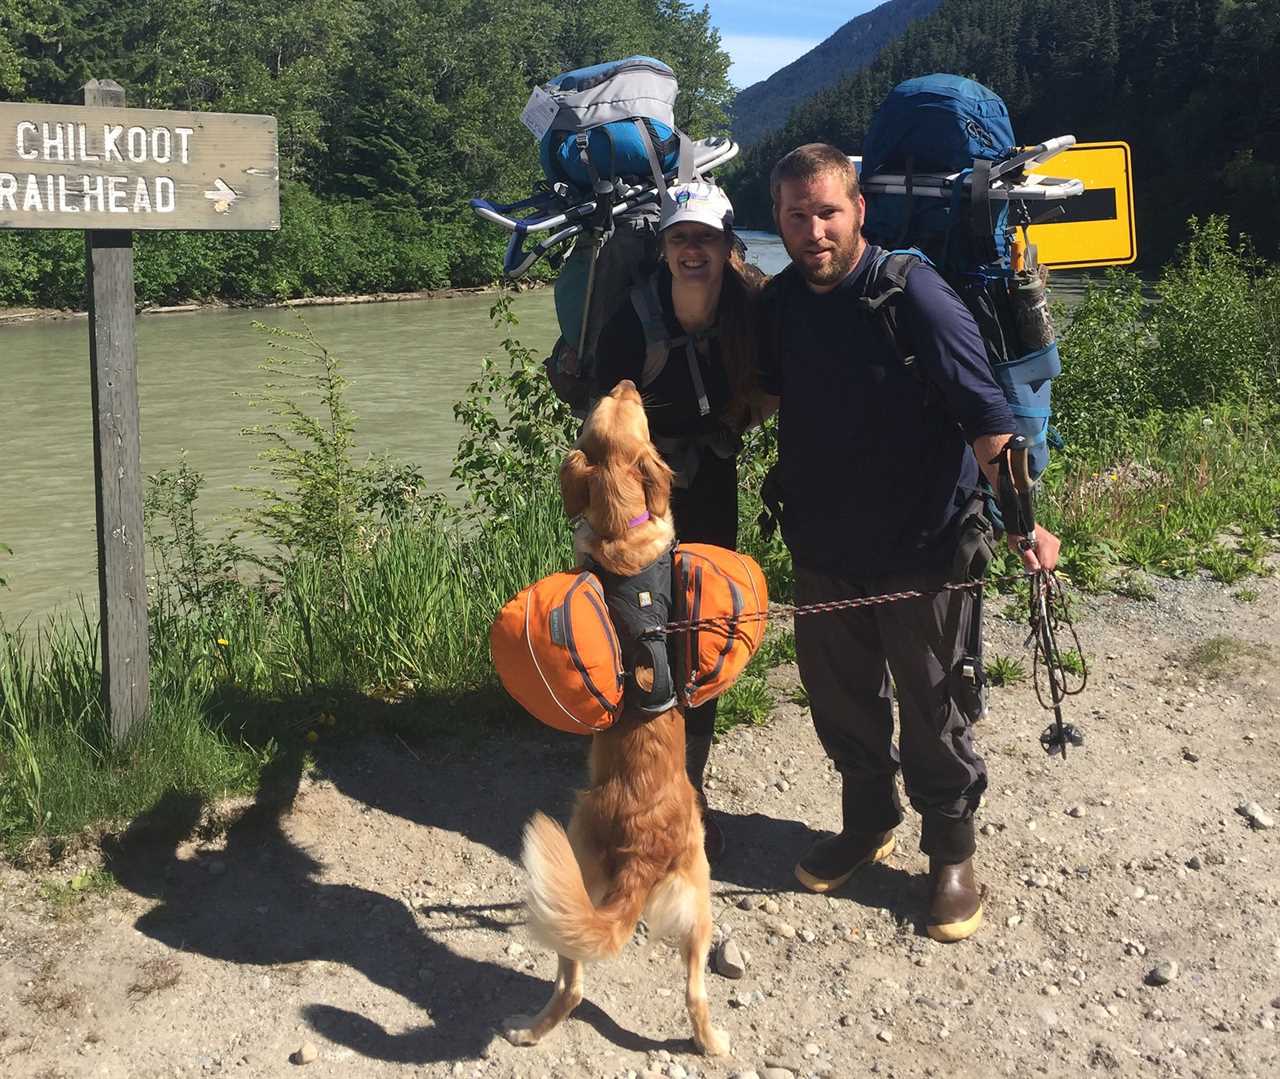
1, 0, 730, 210
0, 0, 732, 303
1, 0, 1276, 306
728, 0, 1280, 264
731, 0, 940, 148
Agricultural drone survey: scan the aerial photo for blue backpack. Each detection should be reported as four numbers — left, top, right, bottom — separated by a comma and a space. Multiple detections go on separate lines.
539, 57, 682, 193
860, 74, 1059, 480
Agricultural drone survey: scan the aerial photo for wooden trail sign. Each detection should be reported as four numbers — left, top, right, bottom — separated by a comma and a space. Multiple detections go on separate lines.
0, 81, 279, 743
0, 98, 278, 230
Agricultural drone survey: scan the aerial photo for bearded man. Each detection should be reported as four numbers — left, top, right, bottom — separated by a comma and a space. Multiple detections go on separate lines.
757, 143, 1060, 941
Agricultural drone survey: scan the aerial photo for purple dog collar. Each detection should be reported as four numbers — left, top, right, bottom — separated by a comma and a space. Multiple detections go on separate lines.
627, 511, 651, 528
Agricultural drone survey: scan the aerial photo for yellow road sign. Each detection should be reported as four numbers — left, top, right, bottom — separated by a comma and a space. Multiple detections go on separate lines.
1026, 141, 1135, 269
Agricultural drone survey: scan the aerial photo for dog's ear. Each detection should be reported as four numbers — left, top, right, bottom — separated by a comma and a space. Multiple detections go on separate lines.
638, 448, 673, 518
559, 449, 593, 517
590, 456, 632, 537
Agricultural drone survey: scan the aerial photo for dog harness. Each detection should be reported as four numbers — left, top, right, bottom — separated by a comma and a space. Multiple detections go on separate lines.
588, 546, 677, 715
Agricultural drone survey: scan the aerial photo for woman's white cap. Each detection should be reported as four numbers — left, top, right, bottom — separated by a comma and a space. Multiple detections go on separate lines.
659, 181, 734, 233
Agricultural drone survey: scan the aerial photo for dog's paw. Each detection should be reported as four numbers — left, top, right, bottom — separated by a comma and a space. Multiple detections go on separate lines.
696, 1026, 731, 1057
501, 1015, 540, 1047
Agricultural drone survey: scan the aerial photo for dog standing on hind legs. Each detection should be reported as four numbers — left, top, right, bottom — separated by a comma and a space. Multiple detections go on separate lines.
501, 381, 730, 1057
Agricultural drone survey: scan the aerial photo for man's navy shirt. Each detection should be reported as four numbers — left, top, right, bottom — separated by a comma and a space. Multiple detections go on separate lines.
759, 244, 1016, 578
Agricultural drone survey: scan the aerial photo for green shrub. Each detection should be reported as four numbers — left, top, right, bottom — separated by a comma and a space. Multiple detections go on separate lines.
1056, 216, 1280, 453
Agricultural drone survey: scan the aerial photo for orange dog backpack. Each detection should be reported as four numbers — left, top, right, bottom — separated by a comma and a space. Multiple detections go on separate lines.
490, 545, 768, 734
671, 544, 769, 709
489, 570, 624, 734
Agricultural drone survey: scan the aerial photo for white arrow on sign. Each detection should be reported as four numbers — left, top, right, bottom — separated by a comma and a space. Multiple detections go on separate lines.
203, 178, 239, 213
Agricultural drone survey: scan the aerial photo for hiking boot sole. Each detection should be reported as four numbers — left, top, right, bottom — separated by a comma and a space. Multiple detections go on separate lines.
793, 834, 896, 894
927, 902, 984, 943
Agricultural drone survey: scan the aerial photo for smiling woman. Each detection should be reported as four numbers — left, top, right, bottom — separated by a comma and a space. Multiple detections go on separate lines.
591, 179, 766, 863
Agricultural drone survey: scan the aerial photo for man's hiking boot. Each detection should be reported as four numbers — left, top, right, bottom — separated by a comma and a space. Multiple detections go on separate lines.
794, 828, 896, 893
926, 856, 984, 942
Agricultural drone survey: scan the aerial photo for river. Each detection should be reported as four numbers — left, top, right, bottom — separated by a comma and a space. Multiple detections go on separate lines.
0, 231, 1091, 625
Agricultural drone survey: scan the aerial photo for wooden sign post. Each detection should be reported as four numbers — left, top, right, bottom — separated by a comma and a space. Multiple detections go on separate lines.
0, 82, 279, 742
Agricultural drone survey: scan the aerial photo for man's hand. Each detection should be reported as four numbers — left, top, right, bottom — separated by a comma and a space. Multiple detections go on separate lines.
1008, 525, 1060, 573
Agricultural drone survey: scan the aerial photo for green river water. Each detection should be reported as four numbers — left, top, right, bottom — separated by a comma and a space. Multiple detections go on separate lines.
0, 232, 1088, 625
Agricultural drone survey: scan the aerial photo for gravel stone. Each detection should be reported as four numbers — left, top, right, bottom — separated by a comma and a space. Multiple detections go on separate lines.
290, 1043, 318, 1066
1237, 802, 1276, 830
715, 938, 746, 979
1147, 960, 1180, 986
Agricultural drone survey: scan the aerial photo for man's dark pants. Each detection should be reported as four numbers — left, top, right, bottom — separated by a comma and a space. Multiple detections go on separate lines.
793, 564, 988, 864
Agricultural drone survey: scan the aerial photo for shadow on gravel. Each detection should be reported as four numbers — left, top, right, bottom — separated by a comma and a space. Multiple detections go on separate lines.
709, 809, 928, 930
316, 719, 582, 864
100, 728, 704, 1063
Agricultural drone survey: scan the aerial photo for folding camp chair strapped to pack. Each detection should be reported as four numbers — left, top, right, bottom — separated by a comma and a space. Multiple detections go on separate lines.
855, 138, 1083, 202
470, 136, 738, 279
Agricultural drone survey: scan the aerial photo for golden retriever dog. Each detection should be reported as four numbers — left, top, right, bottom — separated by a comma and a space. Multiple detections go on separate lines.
501, 379, 729, 1057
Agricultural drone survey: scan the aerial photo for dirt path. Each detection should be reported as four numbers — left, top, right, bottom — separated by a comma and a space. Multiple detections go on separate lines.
2, 573, 1278, 1079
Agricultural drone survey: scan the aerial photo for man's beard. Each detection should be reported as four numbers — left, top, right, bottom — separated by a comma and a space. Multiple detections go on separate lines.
800, 242, 858, 286
785, 224, 862, 288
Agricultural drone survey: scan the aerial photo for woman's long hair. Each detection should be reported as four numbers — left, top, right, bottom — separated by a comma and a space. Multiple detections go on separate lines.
715, 230, 766, 432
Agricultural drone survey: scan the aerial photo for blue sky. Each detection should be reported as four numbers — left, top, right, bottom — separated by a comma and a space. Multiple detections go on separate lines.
704, 1, 884, 88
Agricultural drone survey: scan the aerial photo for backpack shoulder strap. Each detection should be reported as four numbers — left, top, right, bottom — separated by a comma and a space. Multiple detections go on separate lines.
630, 275, 671, 388
858, 247, 929, 309
857, 247, 931, 369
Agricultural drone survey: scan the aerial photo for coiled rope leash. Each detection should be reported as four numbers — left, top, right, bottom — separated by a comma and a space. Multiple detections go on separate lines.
1027, 568, 1088, 758
662, 568, 1089, 758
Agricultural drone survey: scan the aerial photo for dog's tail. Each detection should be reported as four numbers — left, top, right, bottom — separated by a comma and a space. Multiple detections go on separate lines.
521, 812, 656, 962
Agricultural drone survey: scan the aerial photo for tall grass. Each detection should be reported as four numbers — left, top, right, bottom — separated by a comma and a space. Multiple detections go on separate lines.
3, 218, 1279, 849
1, 299, 576, 851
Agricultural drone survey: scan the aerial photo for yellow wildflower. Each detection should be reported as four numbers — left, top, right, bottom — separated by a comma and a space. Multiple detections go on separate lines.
216, 637, 229, 647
